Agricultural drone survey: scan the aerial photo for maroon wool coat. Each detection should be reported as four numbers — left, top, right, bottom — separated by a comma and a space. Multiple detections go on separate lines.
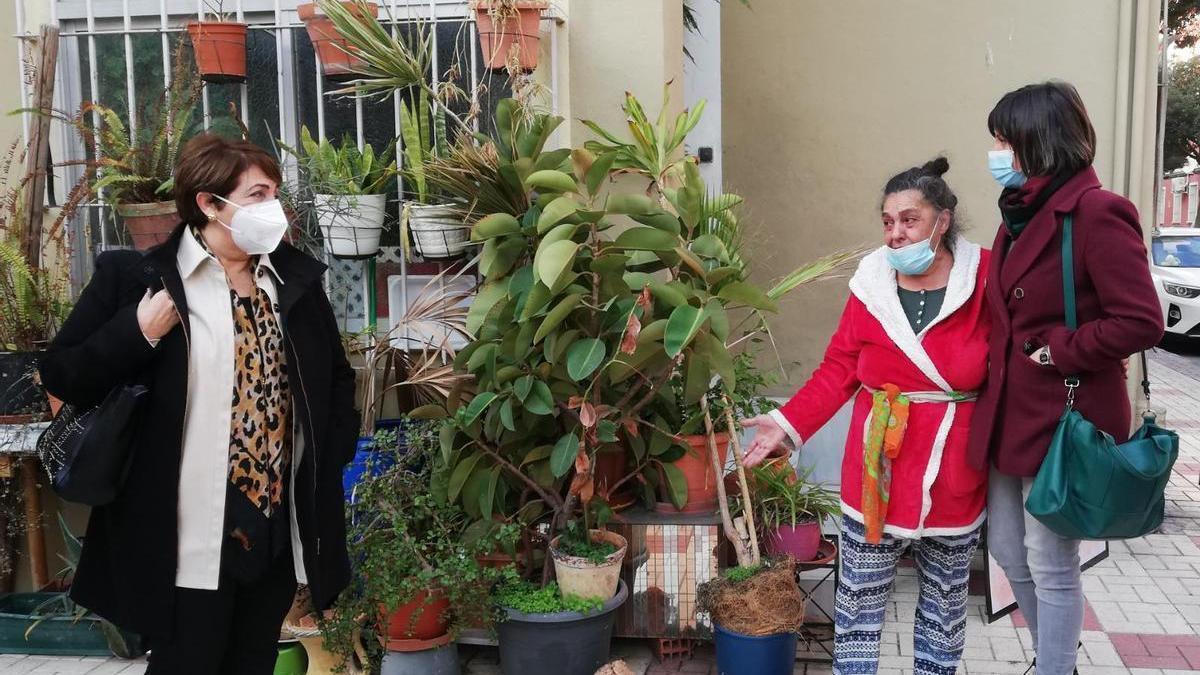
967, 167, 1164, 477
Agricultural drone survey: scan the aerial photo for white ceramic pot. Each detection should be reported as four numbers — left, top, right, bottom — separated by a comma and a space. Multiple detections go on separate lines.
407, 203, 470, 259
314, 192, 387, 259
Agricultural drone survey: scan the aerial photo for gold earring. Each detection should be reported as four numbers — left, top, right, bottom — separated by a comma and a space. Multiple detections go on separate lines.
207, 212, 217, 221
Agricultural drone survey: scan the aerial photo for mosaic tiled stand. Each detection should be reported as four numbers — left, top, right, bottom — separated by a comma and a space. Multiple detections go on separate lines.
607, 507, 724, 639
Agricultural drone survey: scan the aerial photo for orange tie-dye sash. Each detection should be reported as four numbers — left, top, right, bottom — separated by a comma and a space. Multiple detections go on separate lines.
861, 383, 909, 544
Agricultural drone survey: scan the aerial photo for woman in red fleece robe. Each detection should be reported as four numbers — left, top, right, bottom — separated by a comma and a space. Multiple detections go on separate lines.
742, 158, 990, 675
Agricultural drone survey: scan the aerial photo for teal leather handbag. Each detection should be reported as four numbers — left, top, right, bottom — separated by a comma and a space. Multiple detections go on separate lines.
1024, 216, 1179, 540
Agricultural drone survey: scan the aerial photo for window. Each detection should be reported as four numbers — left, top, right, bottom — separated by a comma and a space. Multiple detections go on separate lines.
31, 0, 560, 330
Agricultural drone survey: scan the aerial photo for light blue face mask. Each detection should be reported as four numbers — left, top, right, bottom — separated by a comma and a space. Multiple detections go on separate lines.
885, 216, 944, 275
988, 149, 1027, 189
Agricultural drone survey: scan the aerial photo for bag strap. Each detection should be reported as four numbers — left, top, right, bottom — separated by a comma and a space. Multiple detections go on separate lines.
1062, 215, 1077, 330
1061, 216, 1080, 407
1061, 215, 1154, 407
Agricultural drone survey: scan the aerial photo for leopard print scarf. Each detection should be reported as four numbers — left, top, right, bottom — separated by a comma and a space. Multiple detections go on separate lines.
191, 226, 291, 518
229, 287, 291, 516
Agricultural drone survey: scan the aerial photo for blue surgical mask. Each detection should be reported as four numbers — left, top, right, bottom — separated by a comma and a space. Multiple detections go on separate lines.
988, 149, 1027, 188
885, 216, 943, 276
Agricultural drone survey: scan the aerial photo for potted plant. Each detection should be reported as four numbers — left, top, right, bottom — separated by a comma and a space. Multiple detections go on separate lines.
400, 89, 471, 261
64, 53, 201, 250
341, 267, 475, 503
285, 126, 395, 259
300, 1, 380, 81
697, 560, 805, 675
733, 465, 839, 562
320, 422, 514, 675
492, 571, 629, 675
0, 514, 142, 657
582, 88, 861, 514
0, 136, 83, 420
470, 1, 548, 71
186, 2, 249, 84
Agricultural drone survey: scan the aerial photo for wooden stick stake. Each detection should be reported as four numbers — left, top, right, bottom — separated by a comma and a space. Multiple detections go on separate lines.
722, 395, 760, 565
20, 25, 59, 266
701, 395, 751, 566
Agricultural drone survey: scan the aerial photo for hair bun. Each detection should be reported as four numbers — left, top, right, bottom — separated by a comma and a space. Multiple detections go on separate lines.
920, 156, 950, 178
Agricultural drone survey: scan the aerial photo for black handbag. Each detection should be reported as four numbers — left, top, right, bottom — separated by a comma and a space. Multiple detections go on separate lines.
36, 384, 149, 505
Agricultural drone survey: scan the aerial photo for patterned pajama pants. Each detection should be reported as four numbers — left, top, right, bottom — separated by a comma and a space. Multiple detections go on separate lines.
834, 515, 982, 675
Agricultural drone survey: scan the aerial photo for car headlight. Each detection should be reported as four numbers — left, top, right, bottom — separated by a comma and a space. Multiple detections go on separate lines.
1163, 282, 1200, 299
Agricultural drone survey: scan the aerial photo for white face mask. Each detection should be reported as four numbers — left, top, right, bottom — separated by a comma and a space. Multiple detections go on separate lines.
212, 194, 289, 255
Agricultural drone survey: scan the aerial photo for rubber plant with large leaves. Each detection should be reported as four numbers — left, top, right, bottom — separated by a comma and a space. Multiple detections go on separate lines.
423, 97, 786, 582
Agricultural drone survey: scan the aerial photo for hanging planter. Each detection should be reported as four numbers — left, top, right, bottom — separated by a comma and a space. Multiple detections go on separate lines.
471, 1, 547, 71
116, 201, 178, 251
405, 204, 470, 260
298, 2, 379, 81
314, 193, 387, 260
185, 21, 248, 83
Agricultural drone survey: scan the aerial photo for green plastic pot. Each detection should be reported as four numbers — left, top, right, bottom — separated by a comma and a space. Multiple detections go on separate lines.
274, 642, 308, 674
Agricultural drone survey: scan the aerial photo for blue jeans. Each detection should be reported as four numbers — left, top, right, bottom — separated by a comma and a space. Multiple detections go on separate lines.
987, 468, 1083, 675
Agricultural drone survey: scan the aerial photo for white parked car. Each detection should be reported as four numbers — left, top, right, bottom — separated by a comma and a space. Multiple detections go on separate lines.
1151, 228, 1200, 338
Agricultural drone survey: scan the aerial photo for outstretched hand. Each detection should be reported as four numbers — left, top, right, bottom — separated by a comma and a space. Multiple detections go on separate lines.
740, 414, 792, 467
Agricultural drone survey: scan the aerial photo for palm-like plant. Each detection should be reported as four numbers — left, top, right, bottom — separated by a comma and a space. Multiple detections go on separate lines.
352, 266, 476, 434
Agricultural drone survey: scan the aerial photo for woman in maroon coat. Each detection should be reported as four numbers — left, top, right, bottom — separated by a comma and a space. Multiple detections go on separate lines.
969, 81, 1164, 675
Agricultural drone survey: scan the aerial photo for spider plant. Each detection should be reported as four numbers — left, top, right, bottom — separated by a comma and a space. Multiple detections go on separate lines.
730, 464, 840, 530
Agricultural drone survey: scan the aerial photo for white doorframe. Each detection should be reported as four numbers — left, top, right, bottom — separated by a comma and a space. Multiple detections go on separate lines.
683, 0, 722, 190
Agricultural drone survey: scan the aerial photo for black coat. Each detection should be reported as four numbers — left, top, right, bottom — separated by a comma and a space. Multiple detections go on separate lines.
39, 227, 357, 639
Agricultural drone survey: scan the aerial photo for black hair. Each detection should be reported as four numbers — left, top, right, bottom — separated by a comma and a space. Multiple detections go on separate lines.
881, 156, 960, 246
987, 80, 1096, 177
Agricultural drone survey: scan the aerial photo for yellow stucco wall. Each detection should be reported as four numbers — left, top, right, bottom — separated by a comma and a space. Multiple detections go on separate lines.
722, 0, 1161, 392
561, 0, 685, 145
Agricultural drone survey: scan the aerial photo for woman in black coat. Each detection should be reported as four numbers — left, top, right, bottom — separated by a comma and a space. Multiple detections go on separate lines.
39, 134, 357, 674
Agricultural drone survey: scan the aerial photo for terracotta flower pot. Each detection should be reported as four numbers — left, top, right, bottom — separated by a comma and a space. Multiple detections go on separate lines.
549, 529, 627, 601
185, 21, 248, 83
472, 1, 546, 71
298, 2, 379, 82
660, 432, 729, 514
380, 589, 451, 648
594, 446, 636, 511
763, 521, 823, 561
116, 201, 178, 251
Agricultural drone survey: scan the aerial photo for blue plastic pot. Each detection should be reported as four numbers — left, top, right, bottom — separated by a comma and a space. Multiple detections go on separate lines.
343, 436, 401, 503
713, 623, 797, 675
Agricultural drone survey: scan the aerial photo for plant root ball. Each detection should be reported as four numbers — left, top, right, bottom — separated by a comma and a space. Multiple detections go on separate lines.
697, 558, 806, 636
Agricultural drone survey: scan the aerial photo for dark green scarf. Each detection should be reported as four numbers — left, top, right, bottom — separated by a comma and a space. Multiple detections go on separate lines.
999, 172, 1074, 239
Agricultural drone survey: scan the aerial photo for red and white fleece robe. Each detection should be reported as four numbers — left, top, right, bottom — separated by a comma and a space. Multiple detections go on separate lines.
769, 237, 991, 538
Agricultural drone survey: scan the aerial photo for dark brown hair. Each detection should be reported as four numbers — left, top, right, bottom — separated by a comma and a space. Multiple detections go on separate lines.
987, 81, 1096, 177
173, 134, 282, 228
881, 156, 962, 245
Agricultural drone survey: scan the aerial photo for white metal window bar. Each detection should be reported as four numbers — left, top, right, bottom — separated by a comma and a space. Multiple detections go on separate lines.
17, 0, 565, 328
